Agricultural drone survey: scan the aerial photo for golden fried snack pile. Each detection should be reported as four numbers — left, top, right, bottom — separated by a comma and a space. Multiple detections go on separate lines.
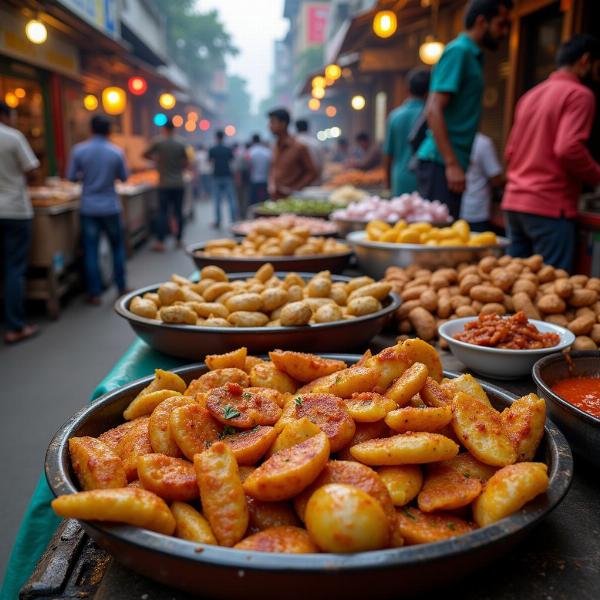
128, 264, 392, 328
52, 340, 549, 554
385, 255, 600, 349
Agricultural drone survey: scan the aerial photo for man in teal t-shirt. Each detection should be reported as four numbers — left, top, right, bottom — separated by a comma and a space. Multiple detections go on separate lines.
416, 0, 512, 218
384, 69, 430, 196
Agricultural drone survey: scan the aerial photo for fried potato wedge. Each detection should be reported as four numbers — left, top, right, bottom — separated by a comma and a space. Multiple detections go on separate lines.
134, 369, 186, 401
51, 488, 176, 535
250, 362, 298, 393
441, 453, 498, 482
185, 368, 249, 395
337, 420, 391, 461
243, 432, 330, 501
293, 460, 395, 524
269, 350, 347, 383
384, 363, 429, 407
365, 345, 412, 390
244, 387, 287, 408
298, 366, 379, 398
123, 389, 181, 421
385, 405, 453, 433
452, 392, 517, 467
170, 404, 222, 460
97, 419, 139, 451
473, 462, 549, 527
417, 463, 482, 512
115, 417, 152, 481
148, 396, 195, 457
267, 417, 321, 458
501, 393, 546, 461
356, 349, 372, 366
243, 355, 265, 374
395, 507, 474, 545
377, 466, 423, 507
195, 442, 249, 546
247, 498, 300, 533
171, 501, 216, 544
344, 392, 397, 423
295, 393, 356, 452
419, 378, 452, 408
234, 526, 318, 553
350, 432, 459, 466
441, 374, 491, 407
222, 425, 277, 465
401, 339, 443, 382
206, 383, 282, 429
137, 454, 198, 501
205, 347, 247, 372
69, 437, 127, 490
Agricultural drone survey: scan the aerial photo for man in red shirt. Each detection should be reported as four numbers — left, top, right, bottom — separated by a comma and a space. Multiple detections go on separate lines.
502, 35, 600, 271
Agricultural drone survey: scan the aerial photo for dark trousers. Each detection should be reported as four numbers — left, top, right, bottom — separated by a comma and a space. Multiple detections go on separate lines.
212, 176, 238, 226
505, 210, 576, 272
0, 218, 32, 331
249, 182, 268, 206
469, 220, 492, 232
81, 214, 126, 297
158, 188, 185, 242
416, 160, 462, 220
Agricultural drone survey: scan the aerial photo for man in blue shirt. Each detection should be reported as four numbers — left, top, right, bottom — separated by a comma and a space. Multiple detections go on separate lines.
416, 0, 511, 218
68, 116, 129, 304
384, 68, 430, 196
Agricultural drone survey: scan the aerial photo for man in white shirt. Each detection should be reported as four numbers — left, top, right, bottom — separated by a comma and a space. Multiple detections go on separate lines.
460, 133, 503, 231
194, 144, 212, 200
248, 134, 272, 206
0, 101, 40, 344
295, 120, 324, 182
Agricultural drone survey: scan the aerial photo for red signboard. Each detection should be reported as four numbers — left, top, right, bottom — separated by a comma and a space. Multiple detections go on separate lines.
306, 3, 330, 45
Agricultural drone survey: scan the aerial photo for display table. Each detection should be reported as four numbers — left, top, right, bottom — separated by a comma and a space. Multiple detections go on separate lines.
4, 339, 599, 600
118, 184, 155, 256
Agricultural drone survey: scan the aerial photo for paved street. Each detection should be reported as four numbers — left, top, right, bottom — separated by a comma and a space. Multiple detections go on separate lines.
0, 199, 218, 582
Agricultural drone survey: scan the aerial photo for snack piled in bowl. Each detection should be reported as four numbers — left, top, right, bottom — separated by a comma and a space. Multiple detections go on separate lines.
366, 219, 497, 247
257, 199, 337, 216
51, 340, 549, 552
324, 167, 386, 189
233, 215, 338, 236
454, 312, 560, 349
128, 264, 392, 327
196, 230, 349, 258
385, 254, 600, 349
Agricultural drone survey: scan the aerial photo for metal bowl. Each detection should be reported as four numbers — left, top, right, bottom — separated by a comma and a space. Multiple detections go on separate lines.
333, 217, 452, 239
229, 219, 338, 238
533, 351, 600, 467
439, 318, 576, 380
347, 231, 509, 278
114, 273, 400, 359
45, 362, 572, 600
187, 242, 352, 274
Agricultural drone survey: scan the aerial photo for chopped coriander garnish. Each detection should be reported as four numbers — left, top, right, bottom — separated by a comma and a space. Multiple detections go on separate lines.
222, 405, 241, 420
204, 440, 213, 449
242, 392, 252, 400
294, 396, 303, 406
446, 522, 456, 531
463, 471, 471, 479
219, 425, 237, 439
402, 507, 417, 521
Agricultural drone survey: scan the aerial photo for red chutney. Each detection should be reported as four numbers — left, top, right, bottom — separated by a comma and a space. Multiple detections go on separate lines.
551, 377, 600, 419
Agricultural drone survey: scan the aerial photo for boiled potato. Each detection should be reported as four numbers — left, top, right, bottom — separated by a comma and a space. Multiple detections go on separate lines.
473, 462, 549, 527
385, 405, 453, 433
148, 396, 195, 457
137, 453, 198, 501
169, 404, 222, 460
417, 463, 482, 512
228, 311, 270, 327
205, 347, 247, 371
452, 392, 517, 467
51, 488, 176, 535
346, 296, 381, 316
350, 432, 459, 466
159, 305, 197, 325
129, 296, 157, 319
171, 501, 217, 544
378, 466, 423, 507
500, 393, 546, 461
395, 507, 474, 545
384, 362, 429, 406
243, 432, 330, 501
344, 392, 397, 422
185, 368, 249, 395
200, 265, 228, 282
158, 282, 184, 305
69, 437, 127, 490
267, 417, 321, 458
221, 425, 277, 465
279, 301, 312, 326
269, 350, 346, 383
305, 484, 389, 552
250, 362, 297, 393
195, 442, 249, 547
190, 302, 229, 319
123, 389, 181, 421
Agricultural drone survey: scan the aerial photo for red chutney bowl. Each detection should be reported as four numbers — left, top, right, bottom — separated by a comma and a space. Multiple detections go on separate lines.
533, 351, 600, 467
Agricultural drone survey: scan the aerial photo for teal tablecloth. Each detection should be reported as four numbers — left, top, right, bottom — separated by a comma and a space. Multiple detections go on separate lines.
0, 340, 185, 600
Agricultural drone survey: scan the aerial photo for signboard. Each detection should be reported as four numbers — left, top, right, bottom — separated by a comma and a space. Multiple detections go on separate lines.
305, 3, 330, 45
57, 0, 119, 38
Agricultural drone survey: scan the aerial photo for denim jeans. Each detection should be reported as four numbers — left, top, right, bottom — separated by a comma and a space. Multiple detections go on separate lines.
249, 182, 268, 207
505, 210, 576, 272
158, 188, 185, 242
212, 176, 238, 226
416, 160, 463, 220
80, 214, 126, 297
0, 218, 32, 331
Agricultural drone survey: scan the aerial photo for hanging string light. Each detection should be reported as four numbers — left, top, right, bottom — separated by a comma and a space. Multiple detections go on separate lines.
159, 93, 176, 110
372, 10, 397, 39
351, 95, 366, 110
83, 94, 99, 111
325, 64, 342, 81
25, 18, 47, 44
102, 87, 127, 115
419, 0, 445, 65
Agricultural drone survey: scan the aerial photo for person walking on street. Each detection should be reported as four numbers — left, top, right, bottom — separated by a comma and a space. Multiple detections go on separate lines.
295, 120, 324, 182
416, 0, 512, 219
268, 108, 318, 200
384, 69, 430, 196
208, 130, 237, 228
461, 132, 503, 231
349, 132, 383, 171
502, 35, 600, 272
68, 115, 129, 305
143, 119, 189, 251
248, 134, 272, 207
0, 101, 40, 343
195, 144, 212, 201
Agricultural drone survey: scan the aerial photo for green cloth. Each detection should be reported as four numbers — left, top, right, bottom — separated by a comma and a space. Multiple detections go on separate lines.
383, 98, 425, 196
0, 340, 184, 600
417, 33, 484, 171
